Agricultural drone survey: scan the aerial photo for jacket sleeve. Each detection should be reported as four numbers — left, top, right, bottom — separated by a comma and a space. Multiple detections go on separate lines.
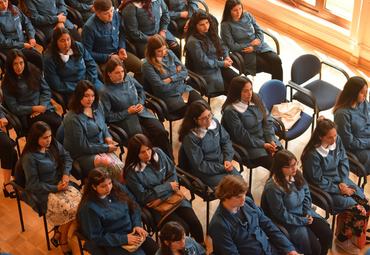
38, 76, 53, 107
2, 88, 34, 116
221, 37, 230, 59
260, 95, 276, 143
303, 152, 340, 194
337, 137, 351, 184
186, 39, 225, 69
68, 0, 92, 11
43, 54, 71, 93
265, 183, 310, 226
0, 30, 23, 49
57, 141, 73, 176
209, 219, 241, 255
223, 108, 265, 149
22, 154, 59, 194
22, 11, 36, 40
119, 183, 142, 227
25, 0, 59, 25
80, 43, 99, 82
57, 0, 68, 17
186, 0, 198, 18
122, 4, 149, 42
334, 110, 370, 150
159, 0, 170, 31
118, 21, 126, 50
99, 90, 130, 123
302, 183, 313, 216
168, 51, 188, 82
219, 122, 234, 162
81, 24, 110, 63
132, 76, 147, 105
183, 134, 226, 174
220, 22, 249, 52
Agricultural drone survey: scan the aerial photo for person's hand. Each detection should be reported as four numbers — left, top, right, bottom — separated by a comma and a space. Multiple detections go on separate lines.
127, 230, 143, 246
146, 198, 163, 208
24, 43, 34, 49
0, 117, 8, 129
57, 13, 66, 23
264, 143, 278, 155
108, 144, 117, 152
136, 104, 143, 114
251, 38, 261, 46
133, 227, 148, 239
176, 65, 182, 73
54, 22, 65, 30
306, 215, 313, 225
241, 46, 254, 53
30, 112, 41, 118
128, 105, 139, 114
317, 115, 325, 122
119, 48, 127, 61
339, 185, 355, 196
162, 77, 172, 83
286, 251, 299, 255
159, 30, 166, 39
57, 181, 68, 191
180, 11, 189, 19
170, 181, 179, 191
224, 58, 233, 68
105, 137, 114, 145
33, 105, 46, 113
29, 38, 36, 47
110, 54, 120, 60
62, 175, 69, 186
90, 5, 95, 12
224, 161, 233, 172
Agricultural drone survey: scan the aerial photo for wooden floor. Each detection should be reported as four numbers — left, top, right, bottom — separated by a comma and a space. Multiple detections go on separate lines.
1, 0, 370, 254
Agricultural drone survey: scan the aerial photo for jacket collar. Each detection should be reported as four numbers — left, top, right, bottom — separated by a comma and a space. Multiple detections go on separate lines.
316, 142, 336, 157
134, 152, 158, 172
191, 119, 217, 139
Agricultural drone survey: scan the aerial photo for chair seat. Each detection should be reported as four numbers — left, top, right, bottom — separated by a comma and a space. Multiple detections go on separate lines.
293, 80, 341, 111
167, 112, 183, 122
285, 112, 313, 141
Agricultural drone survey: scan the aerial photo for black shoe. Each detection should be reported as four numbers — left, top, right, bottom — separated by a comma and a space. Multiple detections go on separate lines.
51, 226, 61, 248
3, 183, 16, 199
60, 242, 72, 255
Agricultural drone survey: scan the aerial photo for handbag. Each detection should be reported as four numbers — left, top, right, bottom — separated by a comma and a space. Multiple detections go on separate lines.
271, 102, 304, 130
153, 190, 185, 228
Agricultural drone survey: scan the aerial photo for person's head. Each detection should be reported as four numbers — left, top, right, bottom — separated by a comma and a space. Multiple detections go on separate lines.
86, 168, 113, 198
94, 0, 113, 23
159, 222, 186, 255
221, 0, 244, 23
104, 57, 127, 84
145, 34, 168, 74
123, 134, 159, 180
333, 76, 368, 112
215, 175, 248, 209
68, 80, 100, 113
0, 0, 8, 12
6, 49, 28, 77
178, 100, 212, 142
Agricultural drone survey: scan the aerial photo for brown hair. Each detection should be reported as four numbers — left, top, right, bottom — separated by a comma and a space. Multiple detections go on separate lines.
68, 80, 100, 114
145, 34, 169, 75
104, 57, 127, 85
93, 0, 112, 12
215, 175, 248, 201
221, 0, 245, 23
8, 1, 19, 15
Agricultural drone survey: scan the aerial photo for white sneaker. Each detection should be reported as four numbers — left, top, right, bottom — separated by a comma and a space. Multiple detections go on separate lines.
335, 238, 360, 254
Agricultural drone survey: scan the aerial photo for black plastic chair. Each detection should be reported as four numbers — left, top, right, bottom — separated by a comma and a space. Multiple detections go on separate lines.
0, 52, 6, 80
64, 2, 85, 29
346, 151, 367, 189
288, 54, 350, 131
74, 229, 108, 255
259, 79, 313, 149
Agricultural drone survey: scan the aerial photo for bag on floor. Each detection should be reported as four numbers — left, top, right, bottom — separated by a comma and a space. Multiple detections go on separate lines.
336, 212, 368, 249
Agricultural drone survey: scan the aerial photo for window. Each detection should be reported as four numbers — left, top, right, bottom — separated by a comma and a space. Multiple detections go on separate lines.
282, 0, 354, 29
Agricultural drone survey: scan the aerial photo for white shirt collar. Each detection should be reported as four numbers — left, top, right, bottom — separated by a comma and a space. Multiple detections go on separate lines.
59, 48, 73, 63
315, 142, 336, 157
134, 152, 158, 172
191, 119, 217, 139
232, 101, 254, 113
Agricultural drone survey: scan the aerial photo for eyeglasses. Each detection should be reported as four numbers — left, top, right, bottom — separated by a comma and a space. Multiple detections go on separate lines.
198, 113, 214, 122
283, 161, 299, 171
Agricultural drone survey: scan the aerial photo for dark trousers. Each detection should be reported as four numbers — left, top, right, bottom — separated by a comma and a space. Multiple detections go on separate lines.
305, 217, 333, 255
141, 236, 159, 255
139, 117, 174, 160
221, 67, 239, 95
250, 146, 283, 170
256, 51, 283, 81
161, 206, 204, 243
0, 132, 17, 173
26, 110, 62, 137
170, 90, 205, 117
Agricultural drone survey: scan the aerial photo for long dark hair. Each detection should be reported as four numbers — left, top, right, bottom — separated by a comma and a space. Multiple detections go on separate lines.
269, 150, 305, 194
3, 49, 41, 97
68, 80, 100, 114
301, 119, 337, 167
221, 0, 245, 23
333, 76, 368, 113
119, 0, 153, 20
185, 10, 223, 59
178, 100, 211, 142
75, 168, 138, 231
104, 57, 127, 85
46, 27, 81, 68
222, 76, 267, 124
159, 222, 186, 255
123, 134, 160, 182
17, 121, 64, 175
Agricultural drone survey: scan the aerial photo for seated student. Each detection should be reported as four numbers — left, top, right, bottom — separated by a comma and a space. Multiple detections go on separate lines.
333, 76, 370, 175
119, 0, 180, 59
209, 175, 298, 255
67, 0, 94, 22
99, 58, 173, 160
185, 10, 238, 96
220, 0, 282, 80
43, 27, 103, 104
124, 134, 206, 247
19, 0, 81, 42
164, 0, 198, 34
264, 150, 332, 255
18, 121, 81, 255
178, 100, 243, 191
2, 49, 62, 135
0, 104, 18, 199
81, 0, 143, 84
141, 34, 203, 117
156, 221, 207, 255
0, 0, 43, 69
222, 76, 282, 170
76, 168, 159, 255
63, 80, 124, 180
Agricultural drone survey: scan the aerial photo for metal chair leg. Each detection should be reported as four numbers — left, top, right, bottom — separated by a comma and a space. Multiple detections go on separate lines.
206, 200, 210, 235
249, 168, 253, 190
43, 215, 51, 250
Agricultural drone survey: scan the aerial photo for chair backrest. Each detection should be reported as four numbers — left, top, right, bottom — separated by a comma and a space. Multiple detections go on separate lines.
259, 80, 286, 112
14, 161, 26, 189
142, 77, 154, 94
260, 188, 271, 218
178, 145, 192, 173
291, 54, 321, 85
56, 124, 65, 145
